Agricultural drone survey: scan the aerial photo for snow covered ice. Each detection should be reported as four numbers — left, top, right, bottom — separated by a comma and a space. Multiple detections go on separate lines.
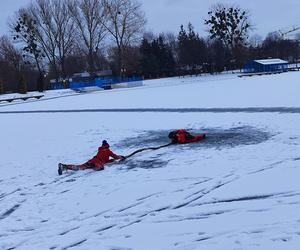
1, 72, 300, 249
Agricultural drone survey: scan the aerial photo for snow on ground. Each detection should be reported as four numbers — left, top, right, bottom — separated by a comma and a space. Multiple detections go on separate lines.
0, 88, 76, 101
1, 71, 300, 111
1, 72, 300, 250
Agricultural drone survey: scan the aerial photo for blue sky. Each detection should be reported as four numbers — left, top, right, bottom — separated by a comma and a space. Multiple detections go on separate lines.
1, 0, 300, 38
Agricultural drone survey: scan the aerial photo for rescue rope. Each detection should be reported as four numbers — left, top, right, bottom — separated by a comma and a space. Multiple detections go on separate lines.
123, 142, 174, 160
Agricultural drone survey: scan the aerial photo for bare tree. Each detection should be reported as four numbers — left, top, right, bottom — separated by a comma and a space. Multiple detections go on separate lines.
0, 36, 39, 93
0, 36, 24, 92
28, 0, 76, 80
0, 36, 23, 75
11, 10, 46, 91
102, 0, 146, 77
249, 34, 263, 48
69, 0, 107, 75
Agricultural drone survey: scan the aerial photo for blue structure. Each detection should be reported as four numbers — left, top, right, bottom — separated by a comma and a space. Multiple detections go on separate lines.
243, 59, 288, 74
51, 76, 143, 90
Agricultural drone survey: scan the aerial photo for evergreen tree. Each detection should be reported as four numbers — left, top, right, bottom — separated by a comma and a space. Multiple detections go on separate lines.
178, 23, 207, 73
207, 39, 228, 73
139, 35, 175, 78
178, 25, 189, 68
140, 38, 159, 78
157, 36, 175, 75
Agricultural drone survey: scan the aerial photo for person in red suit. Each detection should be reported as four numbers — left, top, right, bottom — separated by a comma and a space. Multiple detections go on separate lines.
168, 129, 206, 144
58, 140, 124, 175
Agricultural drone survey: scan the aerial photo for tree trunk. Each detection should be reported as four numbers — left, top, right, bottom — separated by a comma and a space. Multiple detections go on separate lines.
88, 47, 96, 76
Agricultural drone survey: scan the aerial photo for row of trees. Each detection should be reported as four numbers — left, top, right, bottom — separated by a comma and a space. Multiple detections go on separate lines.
1, 1, 300, 94
130, 23, 300, 79
3, 0, 146, 93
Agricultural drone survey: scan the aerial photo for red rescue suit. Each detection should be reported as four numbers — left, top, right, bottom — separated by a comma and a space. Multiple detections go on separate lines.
66, 144, 121, 171
169, 129, 206, 144
86, 145, 120, 167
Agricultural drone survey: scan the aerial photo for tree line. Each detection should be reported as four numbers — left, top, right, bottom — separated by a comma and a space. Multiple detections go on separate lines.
0, 1, 299, 94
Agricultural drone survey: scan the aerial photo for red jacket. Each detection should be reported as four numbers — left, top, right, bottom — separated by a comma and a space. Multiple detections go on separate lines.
176, 129, 188, 144
88, 145, 120, 166
174, 129, 206, 144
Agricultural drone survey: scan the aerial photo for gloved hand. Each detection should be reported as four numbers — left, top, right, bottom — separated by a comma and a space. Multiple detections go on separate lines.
119, 155, 126, 161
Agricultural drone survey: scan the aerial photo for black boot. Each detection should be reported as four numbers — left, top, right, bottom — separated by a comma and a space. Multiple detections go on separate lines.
58, 163, 66, 175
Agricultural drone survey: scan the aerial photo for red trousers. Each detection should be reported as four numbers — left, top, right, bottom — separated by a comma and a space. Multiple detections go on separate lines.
65, 158, 116, 171
66, 160, 104, 171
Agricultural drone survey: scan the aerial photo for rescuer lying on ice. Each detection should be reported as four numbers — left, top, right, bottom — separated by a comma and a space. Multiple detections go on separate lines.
168, 129, 206, 144
58, 130, 206, 175
58, 140, 125, 175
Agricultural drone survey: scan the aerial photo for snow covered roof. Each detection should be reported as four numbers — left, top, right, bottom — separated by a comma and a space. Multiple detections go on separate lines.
254, 59, 288, 65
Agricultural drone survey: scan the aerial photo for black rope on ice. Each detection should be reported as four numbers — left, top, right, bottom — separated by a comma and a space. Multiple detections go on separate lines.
123, 142, 174, 160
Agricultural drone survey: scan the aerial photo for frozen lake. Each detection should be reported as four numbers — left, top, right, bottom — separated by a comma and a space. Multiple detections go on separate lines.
1, 72, 300, 250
